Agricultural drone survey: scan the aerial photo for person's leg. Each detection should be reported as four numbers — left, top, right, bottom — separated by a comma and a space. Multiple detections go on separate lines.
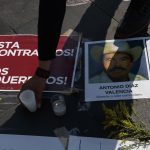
38, 0, 67, 61
18, 0, 67, 111
115, 0, 150, 39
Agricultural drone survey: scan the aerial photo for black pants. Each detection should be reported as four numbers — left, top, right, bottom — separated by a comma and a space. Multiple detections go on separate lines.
130, 0, 150, 14
38, 0, 149, 60
38, 0, 67, 61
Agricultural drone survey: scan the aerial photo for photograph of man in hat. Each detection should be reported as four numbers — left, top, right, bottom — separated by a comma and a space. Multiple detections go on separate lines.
89, 40, 148, 83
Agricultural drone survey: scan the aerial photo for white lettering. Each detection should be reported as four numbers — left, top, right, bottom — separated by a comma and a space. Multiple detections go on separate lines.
0, 42, 19, 49
0, 68, 9, 75
0, 49, 38, 56
11, 42, 19, 48
46, 76, 68, 85
0, 76, 32, 84
55, 49, 75, 56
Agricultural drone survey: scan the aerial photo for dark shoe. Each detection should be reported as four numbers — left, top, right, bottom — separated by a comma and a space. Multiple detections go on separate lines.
115, 0, 150, 39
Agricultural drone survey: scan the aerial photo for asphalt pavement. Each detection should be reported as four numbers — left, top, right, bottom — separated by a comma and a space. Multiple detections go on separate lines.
0, 0, 150, 149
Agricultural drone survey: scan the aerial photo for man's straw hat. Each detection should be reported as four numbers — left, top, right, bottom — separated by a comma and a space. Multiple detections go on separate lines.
90, 41, 142, 63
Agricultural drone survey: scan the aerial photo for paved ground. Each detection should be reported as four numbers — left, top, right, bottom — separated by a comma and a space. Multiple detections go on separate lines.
0, 0, 150, 149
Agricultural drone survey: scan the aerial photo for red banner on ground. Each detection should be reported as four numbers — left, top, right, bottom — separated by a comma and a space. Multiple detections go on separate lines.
0, 34, 80, 93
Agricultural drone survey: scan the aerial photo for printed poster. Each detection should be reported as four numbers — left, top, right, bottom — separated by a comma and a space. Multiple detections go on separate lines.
68, 135, 150, 150
85, 37, 150, 101
0, 34, 81, 93
0, 134, 64, 150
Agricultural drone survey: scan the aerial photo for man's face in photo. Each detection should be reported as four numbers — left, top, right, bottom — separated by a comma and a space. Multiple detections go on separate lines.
102, 52, 133, 81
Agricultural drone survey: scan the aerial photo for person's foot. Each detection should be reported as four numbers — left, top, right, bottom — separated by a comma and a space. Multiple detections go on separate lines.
115, 1, 150, 39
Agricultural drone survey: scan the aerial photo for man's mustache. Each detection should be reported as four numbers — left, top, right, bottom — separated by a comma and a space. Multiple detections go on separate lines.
108, 67, 126, 72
